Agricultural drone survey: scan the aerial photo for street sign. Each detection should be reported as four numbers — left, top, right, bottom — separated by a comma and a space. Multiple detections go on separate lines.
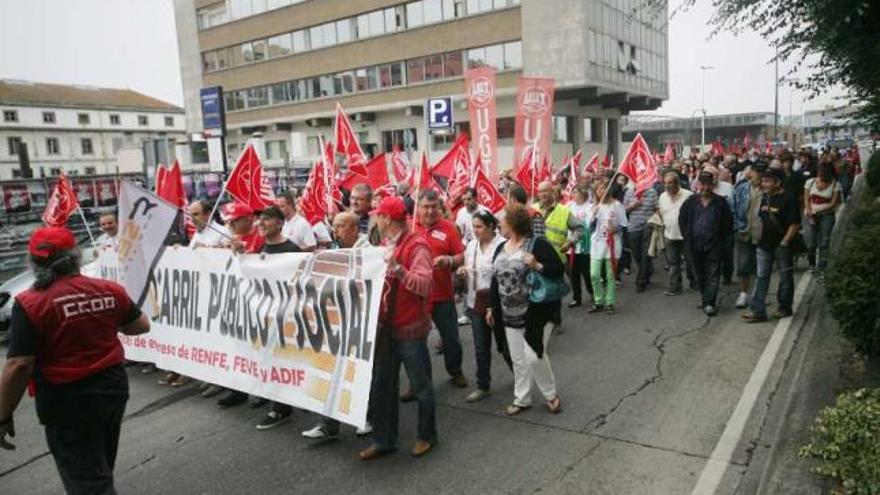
200, 86, 226, 137
426, 97, 453, 130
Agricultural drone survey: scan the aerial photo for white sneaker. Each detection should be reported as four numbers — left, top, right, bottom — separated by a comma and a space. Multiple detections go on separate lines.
735, 292, 749, 309
457, 316, 470, 326
355, 423, 373, 436
301, 425, 338, 439
465, 389, 490, 402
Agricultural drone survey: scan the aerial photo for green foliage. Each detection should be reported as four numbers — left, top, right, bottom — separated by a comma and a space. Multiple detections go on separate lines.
826, 202, 880, 356
866, 152, 880, 198
799, 388, 880, 494
668, 0, 880, 130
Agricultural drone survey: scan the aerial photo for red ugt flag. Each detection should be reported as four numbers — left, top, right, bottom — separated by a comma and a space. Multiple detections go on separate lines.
226, 144, 275, 210
43, 172, 79, 227
335, 102, 368, 169
617, 133, 657, 197
473, 167, 507, 213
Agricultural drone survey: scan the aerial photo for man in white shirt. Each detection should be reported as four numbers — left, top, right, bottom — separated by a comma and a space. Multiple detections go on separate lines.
277, 192, 317, 252
454, 188, 488, 247
94, 213, 118, 253
657, 171, 694, 295
187, 200, 230, 248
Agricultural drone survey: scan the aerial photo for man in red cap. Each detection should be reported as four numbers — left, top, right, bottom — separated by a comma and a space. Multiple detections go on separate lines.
216, 202, 265, 407
359, 196, 437, 460
222, 202, 265, 255
0, 226, 150, 494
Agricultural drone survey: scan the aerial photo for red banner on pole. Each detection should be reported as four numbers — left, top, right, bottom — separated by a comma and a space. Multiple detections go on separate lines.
466, 67, 498, 180
513, 77, 555, 170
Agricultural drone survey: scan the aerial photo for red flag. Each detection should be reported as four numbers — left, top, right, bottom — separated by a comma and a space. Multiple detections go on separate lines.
413, 152, 436, 191
561, 156, 580, 203
43, 172, 79, 227
447, 145, 473, 201
539, 155, 552, 183
226, 144, 275, 210
155, 163, 168, 193
363, 154, 391, 190
663, 142, 675, 163
513, 77, 555, 169
391, 146, 409, 183
514, 146, 539, 195
299, 158, 331, 225
711, 139, 725, 157
472, 167, 507, 213
583, 153, 600, 174
743, 133, 752, 153
158, 160, 196, 237
466, 67, 499, 180
430, 134, 469, 178
765, 141, 773, 154
617, 133, 657, 197
601, 153, 612, 171
334, 102, 367, 169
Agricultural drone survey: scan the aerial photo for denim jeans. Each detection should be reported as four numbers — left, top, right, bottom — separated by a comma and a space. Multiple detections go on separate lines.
431, 300, 464, 378
665, 238, 687, 292
806, 213, 836, 273
465, 307, 493, 391
371, 338, 437, 451
750, 245, 794, 318
690, 248, 722, 307
628, 228, 653, 288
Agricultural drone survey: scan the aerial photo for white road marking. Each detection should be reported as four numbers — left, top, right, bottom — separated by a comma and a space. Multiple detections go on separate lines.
690, 272, 812, 494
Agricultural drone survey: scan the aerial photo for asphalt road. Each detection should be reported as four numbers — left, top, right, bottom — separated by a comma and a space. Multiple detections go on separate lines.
0, 268, 810, 495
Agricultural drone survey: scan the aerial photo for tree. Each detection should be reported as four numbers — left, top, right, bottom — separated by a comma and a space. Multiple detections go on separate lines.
660, 0, 880, 129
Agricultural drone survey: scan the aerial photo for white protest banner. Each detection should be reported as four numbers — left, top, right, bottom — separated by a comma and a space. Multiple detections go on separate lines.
117, 180, 179, 307
91, 246, 386, 429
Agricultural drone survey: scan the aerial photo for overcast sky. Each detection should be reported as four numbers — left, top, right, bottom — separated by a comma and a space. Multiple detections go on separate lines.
0, 0, 847, 118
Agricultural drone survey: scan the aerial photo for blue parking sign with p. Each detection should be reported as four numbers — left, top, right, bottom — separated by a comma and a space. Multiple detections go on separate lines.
427, 97, 453, 129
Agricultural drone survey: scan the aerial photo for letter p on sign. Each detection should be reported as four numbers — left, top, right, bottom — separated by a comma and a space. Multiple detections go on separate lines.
427, 97, 453, 130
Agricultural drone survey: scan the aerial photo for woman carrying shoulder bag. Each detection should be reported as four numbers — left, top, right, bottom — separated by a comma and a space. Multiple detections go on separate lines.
487, 204, 564, 416
456, 211, 509, 403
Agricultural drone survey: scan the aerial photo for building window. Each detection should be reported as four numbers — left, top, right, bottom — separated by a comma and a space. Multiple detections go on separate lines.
552, 116, 573, 143
503, 41, 522, 69
406, 2, 424, 28
424, 54, 444, 80
203, 51, 218, 72
7, 136, 22, 156
292, 30, 306, 52
423, 0, 443, 23
42, 111, 56, 124
3, 110, 17, 122
382, 128, 418, 153
267, 33, 292, 57
81, 138, 94, 155
46, 138, 60, 155
78, 113, 90, 124
165, 116, 174, 127
138, 115, 148, 126
584, 118, 602, 143
266, 140, 287, 160
444, 51, 464, 77
336, 19, 353, 43
85, 167, 97, 175
110, 114, 121, 125
407, 59, 425, 84
252, 39, 267, 61
50, 167, 62, 176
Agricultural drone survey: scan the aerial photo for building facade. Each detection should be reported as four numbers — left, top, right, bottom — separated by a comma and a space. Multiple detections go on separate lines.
622, 112, 779, 152
0, 79, 186, 181
174, 0, 668, 177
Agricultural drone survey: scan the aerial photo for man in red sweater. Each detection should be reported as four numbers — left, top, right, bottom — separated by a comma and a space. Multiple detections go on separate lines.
414, 189, 468, 388
359, 197, 437, 460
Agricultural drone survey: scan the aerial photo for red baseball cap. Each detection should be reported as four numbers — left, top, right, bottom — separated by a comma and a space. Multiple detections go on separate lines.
371, 196, 407, 221
221, 202, 256, 222
29, 226, 76, 259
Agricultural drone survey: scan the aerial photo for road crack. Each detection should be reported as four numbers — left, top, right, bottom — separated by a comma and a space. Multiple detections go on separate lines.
581, 315, 712, 433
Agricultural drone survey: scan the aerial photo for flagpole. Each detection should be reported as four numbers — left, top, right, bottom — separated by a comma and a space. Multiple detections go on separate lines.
77, 206, 98, 249
411, 152, 423, 231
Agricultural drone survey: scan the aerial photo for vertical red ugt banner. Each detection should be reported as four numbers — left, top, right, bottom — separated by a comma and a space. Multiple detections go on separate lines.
465, 67, 498, 180
514, 77, 555, 170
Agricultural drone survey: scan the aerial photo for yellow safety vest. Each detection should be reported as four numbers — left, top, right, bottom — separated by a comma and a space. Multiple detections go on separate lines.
535, 202, 570, 261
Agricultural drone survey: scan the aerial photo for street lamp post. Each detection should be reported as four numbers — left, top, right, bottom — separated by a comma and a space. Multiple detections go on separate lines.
699, 65, 715, 150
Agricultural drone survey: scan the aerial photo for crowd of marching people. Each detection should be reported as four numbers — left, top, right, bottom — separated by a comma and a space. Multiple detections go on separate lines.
84, 139, 857, 462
